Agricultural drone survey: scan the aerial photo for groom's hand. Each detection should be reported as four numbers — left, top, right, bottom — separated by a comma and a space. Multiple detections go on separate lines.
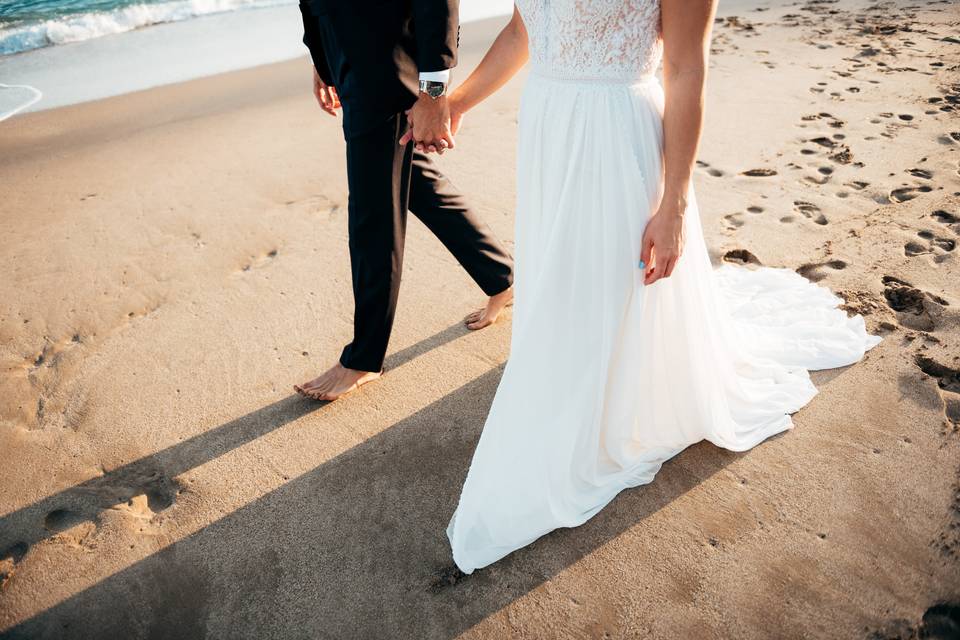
312, 67, 340, 117
400, 94, 455, 154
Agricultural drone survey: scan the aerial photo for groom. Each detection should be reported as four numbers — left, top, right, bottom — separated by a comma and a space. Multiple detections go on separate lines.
294, 0, 514, 401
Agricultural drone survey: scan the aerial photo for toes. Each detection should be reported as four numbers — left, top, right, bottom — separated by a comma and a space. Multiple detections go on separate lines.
306, 387, 331, 401
301, 378, 334, 401
466, 318, 492, 331
297, 381, 320, 395
464, 310, 485, 325
315, 384, 348, 402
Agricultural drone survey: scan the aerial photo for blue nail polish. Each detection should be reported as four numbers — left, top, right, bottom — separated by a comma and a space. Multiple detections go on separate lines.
638, 260, 645, 270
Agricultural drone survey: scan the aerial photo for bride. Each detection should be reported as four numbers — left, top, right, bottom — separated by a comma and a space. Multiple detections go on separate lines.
423, 0, 881, 574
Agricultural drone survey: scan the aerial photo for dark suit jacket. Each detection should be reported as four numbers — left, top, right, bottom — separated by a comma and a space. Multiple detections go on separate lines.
300, 0, 460, 137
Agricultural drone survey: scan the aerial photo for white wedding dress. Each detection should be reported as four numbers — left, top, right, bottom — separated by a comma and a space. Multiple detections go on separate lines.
446, 0, 881, 574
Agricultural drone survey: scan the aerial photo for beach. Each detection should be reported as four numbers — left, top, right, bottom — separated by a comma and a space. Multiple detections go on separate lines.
1, 1, 959, 638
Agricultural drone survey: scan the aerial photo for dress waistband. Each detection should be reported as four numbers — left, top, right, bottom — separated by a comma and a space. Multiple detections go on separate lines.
529, 68, 659, 87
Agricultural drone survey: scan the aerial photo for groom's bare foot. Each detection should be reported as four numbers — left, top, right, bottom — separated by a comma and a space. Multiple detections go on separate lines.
294, 363, 382, 402
464, 287, 513, 331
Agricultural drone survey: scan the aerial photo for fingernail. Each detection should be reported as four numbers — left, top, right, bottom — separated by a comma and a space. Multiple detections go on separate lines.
638, 260, 645, 270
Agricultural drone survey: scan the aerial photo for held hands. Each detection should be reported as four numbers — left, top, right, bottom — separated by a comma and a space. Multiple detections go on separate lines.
399, 94, 460, 154
312, 67, 341, 116
639, 195, 687, 285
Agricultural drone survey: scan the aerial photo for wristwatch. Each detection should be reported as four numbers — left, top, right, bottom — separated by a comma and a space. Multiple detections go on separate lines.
419, 80, 447, 99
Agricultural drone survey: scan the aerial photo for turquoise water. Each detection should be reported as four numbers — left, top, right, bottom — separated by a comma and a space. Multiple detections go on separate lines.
0, 0, 144, 24
0, 0, 294, 55
0, 0, 513, 56
0, 0, 513, 116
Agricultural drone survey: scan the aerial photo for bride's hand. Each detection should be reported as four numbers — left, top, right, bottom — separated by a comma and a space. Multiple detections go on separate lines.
639, 200, 686, 285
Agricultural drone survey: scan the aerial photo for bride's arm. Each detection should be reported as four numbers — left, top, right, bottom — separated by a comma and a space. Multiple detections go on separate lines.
660, 0, 717, 214
640, 0, 718, 285
448, 7, 529, 130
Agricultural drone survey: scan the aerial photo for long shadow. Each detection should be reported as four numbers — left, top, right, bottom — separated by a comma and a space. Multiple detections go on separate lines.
2, 366, 742, 639
0, 321, 472, 557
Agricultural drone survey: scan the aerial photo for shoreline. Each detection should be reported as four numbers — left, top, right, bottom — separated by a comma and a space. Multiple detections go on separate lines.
1, 0, 958, 637
0, 5, 514, 116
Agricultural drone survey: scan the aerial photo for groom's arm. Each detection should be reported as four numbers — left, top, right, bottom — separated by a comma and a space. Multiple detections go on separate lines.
403, 0, 459, 154
411, 0, 459, 78
299, 1, 334, 86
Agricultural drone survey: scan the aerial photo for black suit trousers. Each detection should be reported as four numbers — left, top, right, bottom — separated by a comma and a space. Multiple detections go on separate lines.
339, 113, 514, 373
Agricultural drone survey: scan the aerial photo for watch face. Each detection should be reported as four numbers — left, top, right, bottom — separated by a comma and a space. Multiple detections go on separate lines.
427, 85, 445, 98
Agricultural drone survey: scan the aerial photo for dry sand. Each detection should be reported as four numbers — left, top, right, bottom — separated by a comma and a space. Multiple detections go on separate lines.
1, 1, 959, 638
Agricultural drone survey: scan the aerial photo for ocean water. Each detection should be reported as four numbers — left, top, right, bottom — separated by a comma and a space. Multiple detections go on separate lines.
0, 0, 513, 56
0, 0, 514, 117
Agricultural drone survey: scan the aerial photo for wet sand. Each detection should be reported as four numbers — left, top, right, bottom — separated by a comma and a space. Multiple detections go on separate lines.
1, 1, 959, 638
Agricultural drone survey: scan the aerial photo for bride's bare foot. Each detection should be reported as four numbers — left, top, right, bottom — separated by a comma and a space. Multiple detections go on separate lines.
464, 287, 513, 330
294, 363, 382, 401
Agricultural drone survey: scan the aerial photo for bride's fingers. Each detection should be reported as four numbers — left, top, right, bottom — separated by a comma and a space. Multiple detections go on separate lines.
663, 255, 679, 278
639, 232, 653, 269
441, 131, 456, 150
644, 255, 667, 285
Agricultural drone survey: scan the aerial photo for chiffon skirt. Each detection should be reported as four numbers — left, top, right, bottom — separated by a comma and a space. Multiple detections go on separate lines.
446, 72, 882, 574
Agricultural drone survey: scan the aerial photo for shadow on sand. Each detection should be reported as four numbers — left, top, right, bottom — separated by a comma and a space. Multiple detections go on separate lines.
1, 324, 742, 639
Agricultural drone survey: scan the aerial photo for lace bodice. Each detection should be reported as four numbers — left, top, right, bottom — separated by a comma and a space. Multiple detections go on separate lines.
516, 0, 662, 82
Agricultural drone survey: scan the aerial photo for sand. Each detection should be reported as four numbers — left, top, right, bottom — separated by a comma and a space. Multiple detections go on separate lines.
1, 1, 958, 638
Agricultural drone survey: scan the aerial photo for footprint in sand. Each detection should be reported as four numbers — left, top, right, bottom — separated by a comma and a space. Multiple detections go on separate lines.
0, 542, 28, 588
889, 185, 933, 204
42, 508, 99, 548
882, 275, 948, 332
44, 508, 91, 533
907, 168, 933, 179
723, 213, 745, 231
429, 565, 468, 591
722, 249, 761, 266
875, 601, 960, 639
809, 136, 837, 149
931, 209, 960, 235
829, 146, 853, 164
915, 355, 960, 427
804, 173, 832, 187
796, 259, 847, 283
697, 160, 725, 177
26, 332, 88, 375
240, 248, 280, 273
793, 201, 829, 225
741, 168, 778, 177
905, 230, 956, 257
800, 113, 845, 129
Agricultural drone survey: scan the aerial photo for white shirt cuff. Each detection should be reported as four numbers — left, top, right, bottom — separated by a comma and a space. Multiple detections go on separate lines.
419, 70, 450, 84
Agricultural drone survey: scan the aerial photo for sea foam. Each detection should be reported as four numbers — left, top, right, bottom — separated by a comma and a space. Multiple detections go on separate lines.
0, 0, 291, 55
